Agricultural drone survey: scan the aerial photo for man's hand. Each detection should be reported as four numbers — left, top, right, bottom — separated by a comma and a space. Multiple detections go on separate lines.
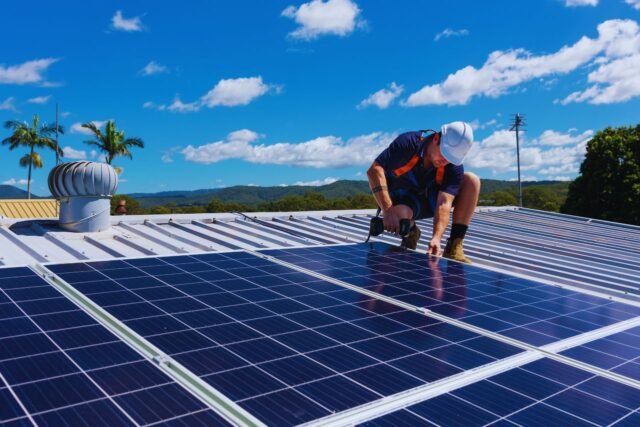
382, 208, 400, 234
427, 237, 441, 256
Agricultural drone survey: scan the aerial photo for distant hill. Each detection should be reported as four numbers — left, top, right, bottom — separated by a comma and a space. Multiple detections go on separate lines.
129, 180, 371, 208
127, 179, 570, 208
0, 185, 38, 199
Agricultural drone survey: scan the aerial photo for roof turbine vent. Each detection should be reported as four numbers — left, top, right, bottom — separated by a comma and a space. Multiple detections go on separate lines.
48, 161, 118, 232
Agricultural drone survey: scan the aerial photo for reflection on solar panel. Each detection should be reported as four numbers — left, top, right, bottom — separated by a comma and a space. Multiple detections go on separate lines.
48, 252, 523, 426
261, 243, 640, 346
0, 267, 231, 426
362, 358, 640, 426
2, 239, 639, 426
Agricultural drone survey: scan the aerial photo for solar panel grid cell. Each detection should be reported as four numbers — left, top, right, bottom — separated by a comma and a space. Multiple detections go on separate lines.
0, 267, 231, 426
50, 251, 523, 426
560, 326, 640, 381
261, 243, 640, 347
360, 358, 640, 426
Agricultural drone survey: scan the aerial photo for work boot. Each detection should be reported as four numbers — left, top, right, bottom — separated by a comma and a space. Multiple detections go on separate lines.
443, 238, 472, 264
400, 224, 421, 250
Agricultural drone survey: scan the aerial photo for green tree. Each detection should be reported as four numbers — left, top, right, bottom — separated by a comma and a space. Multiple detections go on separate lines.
2, 114, 64, 199
562, 125, 640, 224
488, 191, 518, 206
523, 187, 561, 211
110, 195, 142, 215
82, 120, 144, 168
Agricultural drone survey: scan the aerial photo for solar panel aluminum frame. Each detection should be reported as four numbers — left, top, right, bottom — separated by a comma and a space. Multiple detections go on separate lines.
30, 262, 266, 427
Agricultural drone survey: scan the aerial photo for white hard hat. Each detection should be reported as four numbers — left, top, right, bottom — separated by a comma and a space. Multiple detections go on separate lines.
440, 121, 474, 166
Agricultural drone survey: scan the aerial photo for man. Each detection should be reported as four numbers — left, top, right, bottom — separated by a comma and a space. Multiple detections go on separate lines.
366, 121, 480, 263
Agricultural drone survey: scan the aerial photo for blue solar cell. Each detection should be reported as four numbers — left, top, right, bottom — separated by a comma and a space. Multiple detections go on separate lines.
452, 380, 536, 416
174, 346, 247, 376
546, 389, 629, 425
489, 368, 566, 400
507, 403, 593, 427
0, 388, 28, 421
260, 355, 334, 386
239, 388, 330, 425
347, 364, 424, 395
359, 409, 428, 426
561, 346, 627, 369
576, 376, 640, 410
203, 365, 286, 401
408, 394, 499, 426
390, 353, 462, 382
34, 399, 136, 427
297, 375, 380, 412
426, 344, 494, 370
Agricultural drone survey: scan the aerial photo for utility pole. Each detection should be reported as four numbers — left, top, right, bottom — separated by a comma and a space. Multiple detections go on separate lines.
55, 103, 60, 165
509, 113, 526, 207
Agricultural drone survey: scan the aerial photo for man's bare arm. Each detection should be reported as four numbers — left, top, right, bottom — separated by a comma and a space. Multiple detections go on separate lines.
367, 162, 400, 233
366, 162, 393, 211
428, 191, 454, 255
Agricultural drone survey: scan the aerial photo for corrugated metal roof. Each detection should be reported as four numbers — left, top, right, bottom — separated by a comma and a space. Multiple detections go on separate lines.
1, 206, 638, 304
0, 199, 58, 219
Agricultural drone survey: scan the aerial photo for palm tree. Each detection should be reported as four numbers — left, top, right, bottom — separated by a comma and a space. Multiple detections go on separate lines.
82, 120, 144, 168
2, 114, 64, 199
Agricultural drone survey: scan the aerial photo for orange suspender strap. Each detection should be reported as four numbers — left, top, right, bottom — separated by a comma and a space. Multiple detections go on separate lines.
392, 154, 420, 177
436, 165, 445, 186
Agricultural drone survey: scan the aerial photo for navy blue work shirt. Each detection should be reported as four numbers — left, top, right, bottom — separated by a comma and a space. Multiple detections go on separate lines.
375, 131, 464, 212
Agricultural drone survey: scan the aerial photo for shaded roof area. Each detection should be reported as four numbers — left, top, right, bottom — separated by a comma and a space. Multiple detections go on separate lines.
0, 199, 58, 219
0, 207, 638, 304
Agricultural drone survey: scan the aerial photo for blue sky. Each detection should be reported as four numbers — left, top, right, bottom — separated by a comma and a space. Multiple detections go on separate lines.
2, 0, 640, 194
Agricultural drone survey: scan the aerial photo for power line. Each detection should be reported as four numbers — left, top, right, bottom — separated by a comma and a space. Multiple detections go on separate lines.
509, 113, 526, 207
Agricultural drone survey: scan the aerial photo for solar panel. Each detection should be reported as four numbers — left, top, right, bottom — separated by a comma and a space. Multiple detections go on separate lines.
559, 326, 640, 380
260, 243, 640, 346
0, 267, 232, 426
360, 357, 640, 426
47, 251, 524, 426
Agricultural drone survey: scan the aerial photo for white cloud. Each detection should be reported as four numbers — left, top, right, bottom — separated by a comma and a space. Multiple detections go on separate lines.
532, 129, 594, 146
62, 146, 87, 160
626, 0, 640, 10
182, 129, 396, 168
140, 61, 168, 76
406, 19, 640, 106
282, 0, 364, 40
2, 178, 29, 186
27, 95, 51, 104
434, 28, 469, 42
358, 82, 403, 109
565, 0, 598, 6
112, 10, 144, 32
0, 97, 16, 111
60, 111, 71, 118
148, 77, 277, 113
201, 77, 272, 107
465, 128, 592, 178
167, 97, 200, 113
161, 146, 181, 163
70, 120, 109, 135
469, 119, 498, 131
0, 58, 59, 85
294, 177, 339, 186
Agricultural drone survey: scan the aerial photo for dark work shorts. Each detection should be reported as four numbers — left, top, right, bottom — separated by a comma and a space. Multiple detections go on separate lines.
390, 189, 435, 220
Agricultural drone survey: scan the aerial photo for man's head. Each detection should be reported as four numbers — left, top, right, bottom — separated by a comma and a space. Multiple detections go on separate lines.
439, 121, 474, 166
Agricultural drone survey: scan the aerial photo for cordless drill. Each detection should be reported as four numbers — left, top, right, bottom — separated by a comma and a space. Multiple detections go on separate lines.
368, 214, 411, 239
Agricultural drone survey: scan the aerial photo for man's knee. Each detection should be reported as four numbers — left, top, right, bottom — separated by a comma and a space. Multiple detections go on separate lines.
463, 172, 481, 193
